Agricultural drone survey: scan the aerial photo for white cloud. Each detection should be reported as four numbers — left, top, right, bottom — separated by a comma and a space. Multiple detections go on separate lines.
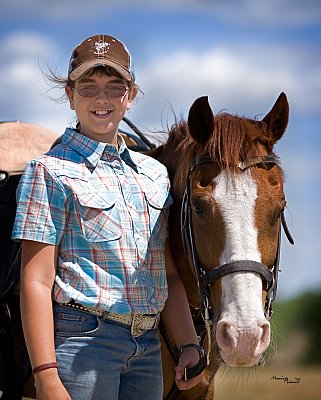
0, 32, 52, 58
0, 32, 72, 132
130, 42, 321, 132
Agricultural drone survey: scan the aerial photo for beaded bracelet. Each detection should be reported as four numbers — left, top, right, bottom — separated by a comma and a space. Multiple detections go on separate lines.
32, 362, 58, 375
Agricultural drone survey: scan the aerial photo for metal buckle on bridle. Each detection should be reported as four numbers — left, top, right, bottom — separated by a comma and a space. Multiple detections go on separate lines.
265, 274, 275, 319
201, 296, 213, 366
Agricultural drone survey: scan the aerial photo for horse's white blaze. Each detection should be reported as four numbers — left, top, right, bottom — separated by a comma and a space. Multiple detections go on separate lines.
213, 170, 270, 365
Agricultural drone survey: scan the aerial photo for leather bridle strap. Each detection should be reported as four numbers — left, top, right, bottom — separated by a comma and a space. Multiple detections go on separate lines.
238, 155, 278, 170
190, 154, 278, 173
206, 260, 273, 286
281, 210, 294, 245
181, 172, 210, 304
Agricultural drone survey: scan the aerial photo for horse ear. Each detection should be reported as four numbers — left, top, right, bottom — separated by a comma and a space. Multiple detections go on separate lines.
188, 96, 214, 144
262, 92, 289, 143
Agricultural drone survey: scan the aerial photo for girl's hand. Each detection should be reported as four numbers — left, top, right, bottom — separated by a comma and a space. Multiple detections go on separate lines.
174, 346, 203, 390
34, 369, 71, 400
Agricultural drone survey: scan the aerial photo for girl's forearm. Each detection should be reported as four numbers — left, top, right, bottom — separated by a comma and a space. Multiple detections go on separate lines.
161, 273, 199, 348
20, 279, 56, 369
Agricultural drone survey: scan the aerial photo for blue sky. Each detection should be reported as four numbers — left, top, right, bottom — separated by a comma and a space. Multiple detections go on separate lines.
1, 0, 320, 300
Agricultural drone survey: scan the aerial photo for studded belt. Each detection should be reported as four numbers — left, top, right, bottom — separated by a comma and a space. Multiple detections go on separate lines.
59, 301, 160, 337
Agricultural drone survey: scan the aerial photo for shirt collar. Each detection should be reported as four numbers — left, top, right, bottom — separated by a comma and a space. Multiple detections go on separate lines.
62, 128, 139, 169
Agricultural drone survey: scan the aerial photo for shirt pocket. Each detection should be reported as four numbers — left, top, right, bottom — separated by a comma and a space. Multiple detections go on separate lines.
138, 165, 173, 241
144, 187, 172, 241
75, 190, 123, 242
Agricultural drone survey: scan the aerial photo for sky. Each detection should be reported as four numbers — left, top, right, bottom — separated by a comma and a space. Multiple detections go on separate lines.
0, 0, 320, 300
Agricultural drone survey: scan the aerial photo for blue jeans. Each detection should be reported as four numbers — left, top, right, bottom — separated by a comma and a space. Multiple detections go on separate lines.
54, 305, 163, 400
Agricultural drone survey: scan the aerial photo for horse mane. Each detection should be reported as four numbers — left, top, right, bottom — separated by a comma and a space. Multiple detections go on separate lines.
164, 112, 279, 192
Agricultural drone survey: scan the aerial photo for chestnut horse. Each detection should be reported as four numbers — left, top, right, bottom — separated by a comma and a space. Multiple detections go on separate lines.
151, 93, 294, 399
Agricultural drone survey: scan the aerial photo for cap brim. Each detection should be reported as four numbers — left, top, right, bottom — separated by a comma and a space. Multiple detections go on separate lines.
69, 59, 132, 81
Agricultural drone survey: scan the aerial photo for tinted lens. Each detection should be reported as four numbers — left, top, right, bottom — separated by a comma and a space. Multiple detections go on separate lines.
78, 86, 100, 97
105, 86, 128, 97
77, 85, 128, 98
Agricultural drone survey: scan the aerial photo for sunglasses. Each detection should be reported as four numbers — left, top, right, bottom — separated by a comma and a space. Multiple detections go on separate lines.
75, 85, 129, 98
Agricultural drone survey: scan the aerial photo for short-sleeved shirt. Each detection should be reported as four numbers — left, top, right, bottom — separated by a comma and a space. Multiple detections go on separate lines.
12, 128, 173, 315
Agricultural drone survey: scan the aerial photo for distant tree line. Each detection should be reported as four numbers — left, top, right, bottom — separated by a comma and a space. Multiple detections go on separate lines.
273, 290, 321, 364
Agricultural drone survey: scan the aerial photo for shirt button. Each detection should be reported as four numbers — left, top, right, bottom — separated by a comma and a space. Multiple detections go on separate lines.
151, 298, 156, 304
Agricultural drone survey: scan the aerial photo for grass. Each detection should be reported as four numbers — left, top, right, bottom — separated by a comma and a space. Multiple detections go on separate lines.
214, 365, 321, 400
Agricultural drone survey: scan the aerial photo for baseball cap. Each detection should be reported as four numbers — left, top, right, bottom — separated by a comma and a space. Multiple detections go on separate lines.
68, 34, 135, 82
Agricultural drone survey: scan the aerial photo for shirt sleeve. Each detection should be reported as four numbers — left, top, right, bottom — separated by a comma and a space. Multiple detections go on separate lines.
12, 159, 67, 245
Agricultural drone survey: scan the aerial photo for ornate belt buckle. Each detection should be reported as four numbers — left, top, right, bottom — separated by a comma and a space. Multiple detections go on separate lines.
131, 315, 145, 337
131, 314, 160, 337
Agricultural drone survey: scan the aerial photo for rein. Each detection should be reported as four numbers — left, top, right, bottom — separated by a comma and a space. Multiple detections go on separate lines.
180, 154, 294, 367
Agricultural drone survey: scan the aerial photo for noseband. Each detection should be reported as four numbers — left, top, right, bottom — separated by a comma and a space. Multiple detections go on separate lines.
181, 154, 294, 321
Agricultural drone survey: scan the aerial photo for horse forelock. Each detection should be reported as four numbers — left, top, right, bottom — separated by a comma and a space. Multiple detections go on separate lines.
205, 113, 274, 166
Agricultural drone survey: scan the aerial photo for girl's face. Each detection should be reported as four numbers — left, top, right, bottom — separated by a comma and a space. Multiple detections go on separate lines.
65, 70, 137, 144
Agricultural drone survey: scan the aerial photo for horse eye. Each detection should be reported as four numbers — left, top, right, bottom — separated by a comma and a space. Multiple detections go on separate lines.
191, 201, 204, 215
273, 200, 287, 224
193, 206, 203, 215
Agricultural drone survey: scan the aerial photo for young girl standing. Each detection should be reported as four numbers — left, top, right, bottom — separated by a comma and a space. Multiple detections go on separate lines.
12, 34, 205, 399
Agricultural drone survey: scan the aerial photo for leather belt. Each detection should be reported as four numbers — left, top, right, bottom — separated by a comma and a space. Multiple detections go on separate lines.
58, 301, 160, 337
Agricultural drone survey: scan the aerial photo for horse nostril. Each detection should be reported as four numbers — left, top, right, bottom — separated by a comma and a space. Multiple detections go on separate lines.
216, 321, 237, 352
258, 321, 270, 350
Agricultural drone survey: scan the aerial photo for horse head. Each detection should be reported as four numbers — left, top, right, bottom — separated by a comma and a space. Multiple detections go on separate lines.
158, 93, 291, 369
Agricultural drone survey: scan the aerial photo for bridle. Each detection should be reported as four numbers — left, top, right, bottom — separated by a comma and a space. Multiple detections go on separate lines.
181, 154, 294, 363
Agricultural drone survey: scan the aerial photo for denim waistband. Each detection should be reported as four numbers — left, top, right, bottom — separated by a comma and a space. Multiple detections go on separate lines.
56, 301, 160, 337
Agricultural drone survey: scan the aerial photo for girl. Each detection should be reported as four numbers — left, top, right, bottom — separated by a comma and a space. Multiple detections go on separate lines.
12, 34, 205, 399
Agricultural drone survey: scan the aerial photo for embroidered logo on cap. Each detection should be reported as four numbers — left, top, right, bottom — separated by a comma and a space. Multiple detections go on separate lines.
94, 40, 110, 55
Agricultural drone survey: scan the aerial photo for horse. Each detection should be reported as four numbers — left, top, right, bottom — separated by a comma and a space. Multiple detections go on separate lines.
149, 93, 294, 399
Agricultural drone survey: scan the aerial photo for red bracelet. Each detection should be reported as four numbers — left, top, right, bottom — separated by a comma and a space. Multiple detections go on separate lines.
32, 362, 58, 375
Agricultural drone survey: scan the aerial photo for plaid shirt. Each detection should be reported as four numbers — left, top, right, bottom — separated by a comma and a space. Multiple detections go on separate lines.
12, 128, 172, 314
